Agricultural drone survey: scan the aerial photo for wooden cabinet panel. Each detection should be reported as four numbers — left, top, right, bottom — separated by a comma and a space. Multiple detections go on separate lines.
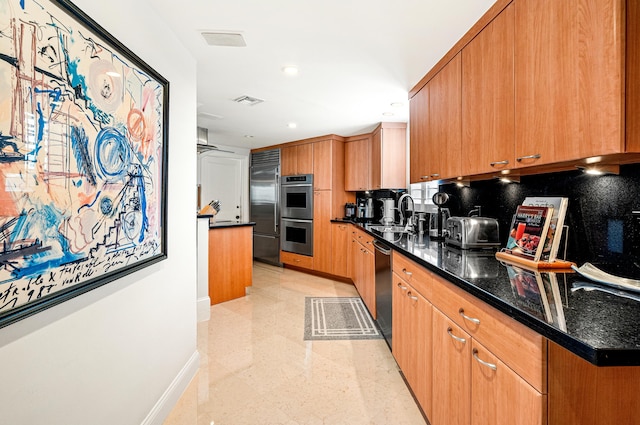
409, 85, 430, 183
462, 3, 515, 175
280, 146, 297, 176
392, 251, 433, 300
280, 250, 313, 269
208, 226, 252, 304
345, 136, 371, 191
514, 0, 625, 167
312, 190, 332, 274
432, 308, 471, 425
429, 53, 462, 180
331, 223, 350, 278
281, 143, 314, 176
432, 274, 547, 392
372, 124, 407, 189
313, 141, 332, 190
394, 271, 435, 418
350, 228, 375, 319
472, 340, 546, 425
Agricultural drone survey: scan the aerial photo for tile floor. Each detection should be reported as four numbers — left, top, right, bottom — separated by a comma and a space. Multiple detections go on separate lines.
163, 262, 427, 425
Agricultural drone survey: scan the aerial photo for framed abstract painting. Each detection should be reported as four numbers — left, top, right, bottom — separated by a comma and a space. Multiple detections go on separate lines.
0, 0, 169, 327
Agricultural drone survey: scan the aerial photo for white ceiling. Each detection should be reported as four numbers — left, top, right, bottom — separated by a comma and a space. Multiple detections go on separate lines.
150, 0, 496, 150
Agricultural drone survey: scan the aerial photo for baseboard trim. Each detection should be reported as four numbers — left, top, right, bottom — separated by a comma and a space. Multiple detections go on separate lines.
141, 350, 200, 425
197, 297, 211, 322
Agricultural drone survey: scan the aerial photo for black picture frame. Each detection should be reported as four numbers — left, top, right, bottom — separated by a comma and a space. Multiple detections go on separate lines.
0, 0, 169, 328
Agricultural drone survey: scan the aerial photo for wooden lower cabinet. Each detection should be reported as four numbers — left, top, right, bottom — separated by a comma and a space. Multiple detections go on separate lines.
392, 272, 432, 418
208, 225, 253, 304
350, 232, 375, 319
331, 223, 350, 278
432, 308, 471, 425
280, 250, 313, 269
472, 339, 546, 425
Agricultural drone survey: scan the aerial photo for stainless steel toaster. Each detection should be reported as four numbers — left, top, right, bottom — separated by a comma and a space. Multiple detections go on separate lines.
445, 217, 501, 250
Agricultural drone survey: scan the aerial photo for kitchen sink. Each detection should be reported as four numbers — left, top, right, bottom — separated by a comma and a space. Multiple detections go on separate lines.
368, 225, 408, 233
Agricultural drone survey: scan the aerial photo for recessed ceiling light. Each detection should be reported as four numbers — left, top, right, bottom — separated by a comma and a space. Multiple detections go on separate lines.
287, 123, 297, 129
382, 112, 394, 116
390, 102, 403, 108
282, 66, 298, 76
244, 135, 254, 138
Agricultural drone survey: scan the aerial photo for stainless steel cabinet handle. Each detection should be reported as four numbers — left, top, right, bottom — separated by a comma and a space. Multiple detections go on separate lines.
490, 160, 509, 166
407, 291, 418, 301
420, 176, 429, 180
431, 173, 440, 177
402, 268, 413, 276
516, 153, 541, 162
473, 348, 497, 371
459, 308, 480, 325
397, 282, 407, 291
447, 327, 466, 344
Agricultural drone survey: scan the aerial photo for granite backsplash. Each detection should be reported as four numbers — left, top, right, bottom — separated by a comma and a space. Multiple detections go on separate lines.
437, 163, 640, 275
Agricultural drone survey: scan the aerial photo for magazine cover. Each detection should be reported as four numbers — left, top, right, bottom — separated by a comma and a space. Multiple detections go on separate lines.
506, 205, 554, 261
522, 197, 569, 262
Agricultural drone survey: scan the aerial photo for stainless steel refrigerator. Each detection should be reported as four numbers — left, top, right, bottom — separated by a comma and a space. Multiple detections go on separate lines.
250, 149, 281, 266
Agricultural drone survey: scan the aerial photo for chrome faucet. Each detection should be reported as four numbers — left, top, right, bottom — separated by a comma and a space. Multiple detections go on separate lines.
397, 194, 415, 232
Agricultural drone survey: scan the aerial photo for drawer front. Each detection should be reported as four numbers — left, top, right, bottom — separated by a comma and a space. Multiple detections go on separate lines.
392, 252, 433, 300
432, 275, 547, 393
354, 228, 374, 252
280, 250, 314, 269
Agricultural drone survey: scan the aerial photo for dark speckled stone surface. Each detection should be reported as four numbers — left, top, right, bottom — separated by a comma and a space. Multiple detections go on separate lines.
351, 222, 640, 366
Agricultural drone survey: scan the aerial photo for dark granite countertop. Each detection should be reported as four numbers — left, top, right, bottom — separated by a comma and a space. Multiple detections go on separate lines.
204, 219, 255, 229
333, 219, 640, 366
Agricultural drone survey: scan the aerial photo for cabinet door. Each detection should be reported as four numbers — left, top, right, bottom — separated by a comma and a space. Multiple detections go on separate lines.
514, 0, 624, 167
471, 340, 545, 425
312, 190, 332, 274
331, 223, 350, 277
392, 274, 409, 371
429, 54, 462, 180
371, 127, 382, 189
313, 141, 332, 190
296, 143, 314, 174
281, 146, 297, 176
462, 4, 515, 175
410, 85, 431, 183
432, 308, 471, 425
345, 137, 371, 191
361, 246, 376, 319
405, 285, 432, 418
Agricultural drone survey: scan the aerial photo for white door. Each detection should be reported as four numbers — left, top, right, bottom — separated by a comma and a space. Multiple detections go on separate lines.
198, 154, 243, 221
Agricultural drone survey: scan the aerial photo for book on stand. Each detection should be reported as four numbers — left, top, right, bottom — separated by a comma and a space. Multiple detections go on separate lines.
522, 197, 569, 262
505, 205, 554, 262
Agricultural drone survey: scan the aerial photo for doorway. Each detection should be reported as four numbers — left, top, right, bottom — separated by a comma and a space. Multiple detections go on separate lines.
198, 152, 248, 222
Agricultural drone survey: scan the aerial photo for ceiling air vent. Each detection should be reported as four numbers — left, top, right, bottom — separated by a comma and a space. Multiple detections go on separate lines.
201, 31, 246, 47
233, 95, 264, 106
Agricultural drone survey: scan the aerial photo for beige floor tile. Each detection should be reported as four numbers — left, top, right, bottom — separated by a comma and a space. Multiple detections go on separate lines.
164, 262, 426, 425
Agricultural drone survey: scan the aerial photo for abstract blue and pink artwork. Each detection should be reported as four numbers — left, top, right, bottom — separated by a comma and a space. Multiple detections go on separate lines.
0, 0, 168, 326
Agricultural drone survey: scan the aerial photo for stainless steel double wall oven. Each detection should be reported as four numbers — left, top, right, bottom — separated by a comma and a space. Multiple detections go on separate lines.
280, 174, 314, 256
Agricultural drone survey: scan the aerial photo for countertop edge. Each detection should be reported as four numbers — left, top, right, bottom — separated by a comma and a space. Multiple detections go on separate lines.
207, 220, 256, 229
336, 219, 640, 367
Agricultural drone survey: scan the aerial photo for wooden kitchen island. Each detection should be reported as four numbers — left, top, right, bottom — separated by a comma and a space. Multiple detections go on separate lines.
206, 220, 255, 305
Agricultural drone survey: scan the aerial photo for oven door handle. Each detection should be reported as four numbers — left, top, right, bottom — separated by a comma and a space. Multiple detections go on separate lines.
282, 218, 313, 224
281, 183, 312, 188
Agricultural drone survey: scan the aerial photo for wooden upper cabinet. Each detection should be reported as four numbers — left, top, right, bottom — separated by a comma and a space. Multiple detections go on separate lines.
429, 53, 462, 180
313, 140, 332, 190
371, 123, 407, 190
514, 0, 625, 167
409, 85, 430, 184
462, 3, 515, 175
281, 143, 314, 176
345, 136, 371, 191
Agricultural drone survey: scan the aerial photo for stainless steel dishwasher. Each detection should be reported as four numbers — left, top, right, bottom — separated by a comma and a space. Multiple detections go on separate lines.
373, 239, 392, 349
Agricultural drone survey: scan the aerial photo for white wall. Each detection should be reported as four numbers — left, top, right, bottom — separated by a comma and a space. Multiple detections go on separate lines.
0, 1, 198, 424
